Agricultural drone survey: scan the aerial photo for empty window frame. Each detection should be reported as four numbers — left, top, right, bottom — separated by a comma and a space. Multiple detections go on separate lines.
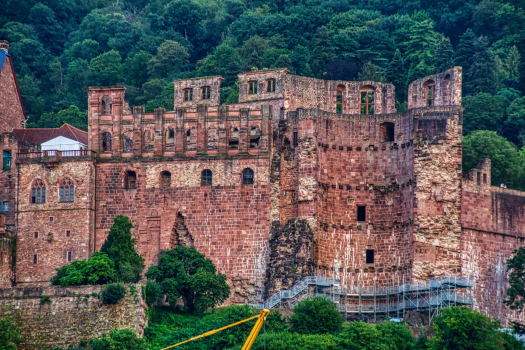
425, 80, 435, 107
201, 86, 210, 100
126, 171, 137, 190
248, 81, 257, 95
266, 79, 275, 92
66, 230, 71, 237
33, 254, 38, 264
357, 205, 366, 221
101, 132, 112, 152
31, 179, 46, 204
250, 127, 260, 148
67, 251, 72, 262
59, 178, 74, 202
160, 171, 171, 188
3, 150, 11, 170
293, 132, 298, 147
168, 129, 175, 139
380, 122, 395, 142
483, 173, 487, 184
336, 85, 344, 114
366, 249, 374, 264
201, 169, 212, 187
2, 201, 7, 213
184, 88, 193, 101
242, 168, 254, 185
360, 88, 375, 115
186, 129, 191, 144
101, 95, 112, 115
34, 232, 38, 238
50, 216, 54, 222
229, 128, 239, 149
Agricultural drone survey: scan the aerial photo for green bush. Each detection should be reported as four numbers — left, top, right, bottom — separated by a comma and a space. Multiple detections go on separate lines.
226, 332, 339, 350
0, 316, 21, 350
101, 283, 126, 305
89, 329, 146, 350
290, 297, 343, 334
39, 295, 51, 305
50, 252, 115, 286
145, 280, 163, 306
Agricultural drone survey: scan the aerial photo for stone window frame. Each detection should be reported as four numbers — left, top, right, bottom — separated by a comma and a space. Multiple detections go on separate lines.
229, 127, 240, 149
366, 249, 374, 264
168, 128, 175, 139
160, 170, 172, 188
184, 88, 193, 101
67, 251, 72, 262
2, 200, 8, 213
34, 232, 38, 238
125, 170, 137, 190
248, 81, 258, 95
201, 86, 211, 100
31, 179, 46, 204
266, 79, 275, 93
336, 85, 345, 114
3, 149, 12, 170
101, 131, 112, 152
242, 168, 254, 186
101, 95, 112, 115
379, 122, 395, 143
424, 80, 435, 107
66, 230, 71, 238
59, 176, 75, 203
50, 216, 54, 223
33, 254, 38, 264
359, 86, 375, 115
249, 126, 261, 149
201, 169, 213, 187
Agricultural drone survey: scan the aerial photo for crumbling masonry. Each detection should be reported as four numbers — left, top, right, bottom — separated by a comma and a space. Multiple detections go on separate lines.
1, 38, 525, 325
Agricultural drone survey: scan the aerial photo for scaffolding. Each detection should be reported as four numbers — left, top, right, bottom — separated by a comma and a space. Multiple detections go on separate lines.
255, 275, 473, 323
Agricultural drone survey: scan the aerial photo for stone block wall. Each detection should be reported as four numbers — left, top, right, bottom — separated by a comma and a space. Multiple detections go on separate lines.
0, 41, 25, 134
0, 284, 146, 350
0, 231, 15, 288
174, 76, 223, 108
408, 67, 462, 109
238, 69, 288, 103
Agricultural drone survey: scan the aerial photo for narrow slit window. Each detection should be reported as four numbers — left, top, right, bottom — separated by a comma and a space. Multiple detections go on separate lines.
248, 81, 257, 95
67, 251, 72, 262
336, 85, 344, 114
293, 132, 298, 147
169, 129, 175, 138
366, 249, 374, 264
483, 174, 487, 184
360, 88, 375, 115
3, 201, 8, 213
357, 205, 366, 221
201, 87, 210, 100
33, 255, 38, 264
266, 79, 275, 92
184, 88, 193, 101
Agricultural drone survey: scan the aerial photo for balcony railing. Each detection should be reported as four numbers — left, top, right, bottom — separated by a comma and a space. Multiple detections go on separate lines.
17, 150, 96, 160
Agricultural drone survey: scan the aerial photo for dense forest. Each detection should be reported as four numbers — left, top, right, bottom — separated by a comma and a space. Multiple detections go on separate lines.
1, 0, 525, 187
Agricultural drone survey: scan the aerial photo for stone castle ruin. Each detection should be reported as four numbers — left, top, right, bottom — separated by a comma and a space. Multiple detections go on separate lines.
1, 39, 525, 325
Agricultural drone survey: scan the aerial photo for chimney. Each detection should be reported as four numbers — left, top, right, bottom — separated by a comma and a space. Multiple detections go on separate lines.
0, 40, 9, 53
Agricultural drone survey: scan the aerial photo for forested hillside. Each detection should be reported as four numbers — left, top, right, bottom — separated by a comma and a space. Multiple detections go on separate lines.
1, 0, 525, 187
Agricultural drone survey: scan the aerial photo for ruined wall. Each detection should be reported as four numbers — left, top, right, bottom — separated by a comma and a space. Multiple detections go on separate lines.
173, 76, 223, 108
16, 158, 96, 285
0, 231, 15, 288
0, 284, 146, 350
0, 41, 25, 134
238, 69, 288, 103
408, 67, 462, 109
0, 133, 19, 227
95, 157, 271, 304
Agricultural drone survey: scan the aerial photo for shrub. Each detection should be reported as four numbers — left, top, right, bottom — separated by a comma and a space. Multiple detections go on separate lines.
50, 252, 115, 286
290, 297, 342, 334
0, 316, 21, 350
89, 329, 146, 350
39, 295, 51, 305
101, 283, 126, 305
145, 280, 163, 306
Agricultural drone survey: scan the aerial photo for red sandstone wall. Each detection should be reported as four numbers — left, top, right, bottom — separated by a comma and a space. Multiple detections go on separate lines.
408, 67, 462, 109
174, 76, 223, 108
16, 160, 95, 285
0, 50, 25, 133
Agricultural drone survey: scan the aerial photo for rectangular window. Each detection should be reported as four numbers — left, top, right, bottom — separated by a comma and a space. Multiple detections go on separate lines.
249, 81, 257, 95
32, 188, 36, 204
3, 150, 11, 170
33, 255, 38, 264
60, 187, 64, 202
42, 188, 46, 203
360, 90, 374, 115
293, 132, 298, 147
66, 230, 71, 237
336, 90, 343, 114
70, 187, 74, 202
37, 188, 41, 204
483, 174, 487, 184
366, 249, 374, 264
477, 172, 481, 185
266, 79, 275, 92
184, 89, 193, 101
169, 129, 175, 138
3, 201, 7, 213
34, 232, 38, 238
67, 251, 72, 262
201, 87, 210, 100
427, 85, 435, 106
50, 216, 54, 223
357, 205, 366, 221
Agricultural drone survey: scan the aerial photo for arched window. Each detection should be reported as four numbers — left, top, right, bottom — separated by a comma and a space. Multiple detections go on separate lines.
102, 132, 112, 152
160, 171, 171, 188
201, 169, 212, 187
380, 122, 395, 142
59, 178, 74, 203
250, 127, 260, 148
101, 96, 112, 115
126, 171, 137, 190
201, 86, 210, 100
248, 81, 257, 95
336, 85, 344, 114
266, 79, 275, 92
229, 127, 239, 149
359, 87, 375, 115
31, 179, 46, 204
424, 80, 435, 107
242, 168, 254, 185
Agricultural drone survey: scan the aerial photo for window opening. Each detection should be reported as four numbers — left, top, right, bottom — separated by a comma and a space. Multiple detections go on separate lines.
33, 255, 38, 264
101, 132, 112, 152
325, 120, 329, 135
67, 251, 72, 262
336, 85, 344, 114
201, 169, 212, 187
360, 88, 375, 115
184, 88, 193, 101
201, 87, 210, 100
169, 129, 175, 138
34, 232, 38, 238
229, 128, 239, 149
266, 79, 275, 92
101, 96, 112, 115
366, 249, 374, 264
242, 168, 254, 185
250, 127, 260, 148
357, 205, 366, 221
293, 132, 298, 147
126, 171, 137, 190
477, 172, 481, 185
3, 150, 11, 170
66, 230, 71, 237
50, 217, 54, 222
483, 174, 487, 184
2, 201, 7, 213
425, 81, 435, 107
31, 179, 46, 204
248, 81, 257, 95
59, 178, 74, 202
380, 122, 395, 142
186, 129, 191, 144
160, 171, 171, 188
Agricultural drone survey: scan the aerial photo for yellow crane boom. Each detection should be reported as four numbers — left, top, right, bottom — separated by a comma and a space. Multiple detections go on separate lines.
159, 308, 270, 350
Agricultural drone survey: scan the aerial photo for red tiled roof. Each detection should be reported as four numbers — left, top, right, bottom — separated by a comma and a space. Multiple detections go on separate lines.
13, 124, 88, 145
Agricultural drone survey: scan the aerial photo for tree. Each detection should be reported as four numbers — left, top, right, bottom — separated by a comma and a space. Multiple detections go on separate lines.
35, 105, 88, 131
505, 246, 525, 334
376, 322, 416, 350
462, 130, 524, 189
505, 97, 525, 144
89, 50, 124, 86
503, 46, 522, 81
462, 93, 508, 135
386, 49, 407, 105
466, 36, 497, 95
100, 216, 145, 283
145, 246, 230, 314
290, 297, 342, 335
337, 321, 387, 349
0, 316, 21, 350
162, 0, 206, 40
123, 51, 154, 87
50, 251, 115, 286
310, 26, 335, 78
29, 3, 66, 55
433, 37, 454, 73
428, 306, 522, 350
454, 29, 476, 72
358, 61, 384, 82
147, 40, 189, 79
90, 329, 146, 350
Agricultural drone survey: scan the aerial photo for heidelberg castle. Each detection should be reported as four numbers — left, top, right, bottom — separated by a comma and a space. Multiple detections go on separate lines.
0, 40, 524, 325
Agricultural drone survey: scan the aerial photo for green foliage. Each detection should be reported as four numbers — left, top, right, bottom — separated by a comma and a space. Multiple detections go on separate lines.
290, 297, 342, 335
89, 329, 147, 350
463, 93, 508, 135
89, 50, 124, 86
226, 332, 340, 350
146, 246, 230, 314
101, 283, 126, 305
462, 131, 524, 189
145, 280, 163, 306
100, 216, 145, 283
35, 105, 88, 130
0, 316, 21, 350
50, 251, 115, 286
427, 306, 521, 350
39, 295, 51, 305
